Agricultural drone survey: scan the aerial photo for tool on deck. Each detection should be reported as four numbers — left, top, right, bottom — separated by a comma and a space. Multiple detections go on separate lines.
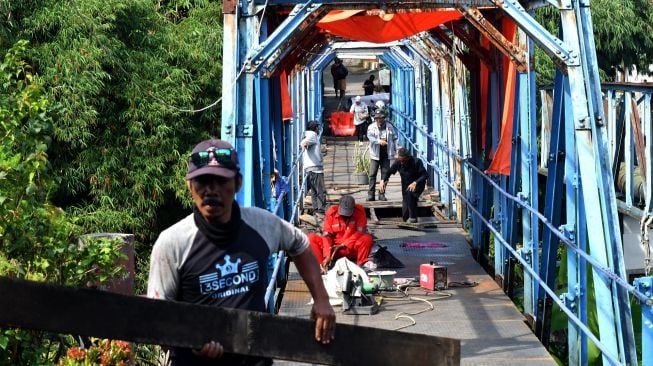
335, 268, 379, 315
420, 261, 448, 291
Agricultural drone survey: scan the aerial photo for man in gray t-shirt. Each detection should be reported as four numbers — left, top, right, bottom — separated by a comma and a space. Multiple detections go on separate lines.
301, 120, 326, 214
148, 138, 335, 366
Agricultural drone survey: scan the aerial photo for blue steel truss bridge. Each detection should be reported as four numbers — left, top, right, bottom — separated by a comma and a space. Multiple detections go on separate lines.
220, 1, 653, 365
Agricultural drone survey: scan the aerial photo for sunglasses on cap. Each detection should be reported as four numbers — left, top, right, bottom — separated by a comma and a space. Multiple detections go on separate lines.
190, 148, 237, 169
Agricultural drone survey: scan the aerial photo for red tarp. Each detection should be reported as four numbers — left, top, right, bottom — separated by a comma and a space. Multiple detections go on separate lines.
317, 10, 463, 43
280, 69, 293, 121
485, 18, 518, 176
330, 112, 356, 136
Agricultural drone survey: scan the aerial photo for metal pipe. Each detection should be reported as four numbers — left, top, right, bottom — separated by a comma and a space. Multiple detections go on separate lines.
392, 107, 651, 304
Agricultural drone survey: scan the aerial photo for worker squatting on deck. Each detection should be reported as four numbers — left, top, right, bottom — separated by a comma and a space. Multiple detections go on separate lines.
380, 147, 428, 223
308, 195, 374, 273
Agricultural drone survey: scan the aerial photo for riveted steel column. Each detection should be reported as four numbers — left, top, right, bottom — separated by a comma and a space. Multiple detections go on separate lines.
503, 75, 520, 295
634, 277, 653, 366
455, 53, 472, 228
518, 30, 539, 317
255, 75, 272, 209
561, 0, 636, 363
441, 60, 455, 218
431, 61, 445, 201
536, 71, 567, 344
221, 0, 258, 206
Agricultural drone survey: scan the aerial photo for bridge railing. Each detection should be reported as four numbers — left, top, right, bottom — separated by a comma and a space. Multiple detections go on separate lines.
265, 125, 324, 312
391, 104, 653, 366
540, 83, 653, 215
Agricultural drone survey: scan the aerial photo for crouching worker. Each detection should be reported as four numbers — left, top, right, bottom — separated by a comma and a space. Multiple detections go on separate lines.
379, 147, 428, 224
308, 195, 374, 273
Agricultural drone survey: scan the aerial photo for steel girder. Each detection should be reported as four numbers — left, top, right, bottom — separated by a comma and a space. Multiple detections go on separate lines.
221, 0, 648, 363
561, 2, 636, 363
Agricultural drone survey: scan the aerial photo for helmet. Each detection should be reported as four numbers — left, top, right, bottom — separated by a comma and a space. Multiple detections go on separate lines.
375, 100, 385, 110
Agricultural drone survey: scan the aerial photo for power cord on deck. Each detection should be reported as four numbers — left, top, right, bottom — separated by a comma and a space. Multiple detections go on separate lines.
372, 278, 456, 331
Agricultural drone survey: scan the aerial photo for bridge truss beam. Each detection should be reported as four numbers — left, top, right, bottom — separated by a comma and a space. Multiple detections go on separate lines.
221, 0, 652, 364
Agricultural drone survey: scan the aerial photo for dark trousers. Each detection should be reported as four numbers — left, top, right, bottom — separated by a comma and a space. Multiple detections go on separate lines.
307, 171, 326, 212
401, 183, 425, 220
355, 123, 366, 142
368, 158, 390, 197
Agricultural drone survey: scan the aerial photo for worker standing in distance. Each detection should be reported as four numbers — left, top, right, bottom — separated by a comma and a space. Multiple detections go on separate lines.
330, 58, 348, 99
148, 139, 335, 366
301, 120, 326, 214
366, 110, 398, 201
350, 96, 369, 146
379, 147, 428, 223
363, 75, 375, 96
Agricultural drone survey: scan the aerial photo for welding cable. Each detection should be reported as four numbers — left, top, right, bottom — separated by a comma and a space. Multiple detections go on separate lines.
393, 314, 416, 331
392, 297, 434, 331
402, 285, 453, 299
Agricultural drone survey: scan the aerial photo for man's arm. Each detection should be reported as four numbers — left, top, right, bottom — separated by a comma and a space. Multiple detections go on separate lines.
414, 158, 428, 185
300, 131, 318, 148
147, 236, 180, 301
293, 249, 336, 344
367, 125, 379, 145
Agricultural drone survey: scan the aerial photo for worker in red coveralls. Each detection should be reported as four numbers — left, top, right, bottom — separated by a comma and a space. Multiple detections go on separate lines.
308, 195, 374, 273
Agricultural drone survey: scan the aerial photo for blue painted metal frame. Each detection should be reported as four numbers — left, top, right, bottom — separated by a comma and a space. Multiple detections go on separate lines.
246, 2, 326, 75
221, 0, 651, 362
634, 277, 653, 366
517, 32, 540, 317
535, 70, 566, 344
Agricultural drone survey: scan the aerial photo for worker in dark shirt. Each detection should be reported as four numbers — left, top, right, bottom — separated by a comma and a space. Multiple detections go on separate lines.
379, 147, 428, 223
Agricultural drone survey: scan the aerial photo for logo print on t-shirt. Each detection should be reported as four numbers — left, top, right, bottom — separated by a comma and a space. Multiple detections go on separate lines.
198, 255, 260, 298
216, 255, 241, 276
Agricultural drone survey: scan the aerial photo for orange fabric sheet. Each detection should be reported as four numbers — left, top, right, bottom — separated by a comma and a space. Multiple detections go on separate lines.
480, 51, 489, 150
317, 10, 462, 43
280, 69, 293, 121
485, 19, 517, 175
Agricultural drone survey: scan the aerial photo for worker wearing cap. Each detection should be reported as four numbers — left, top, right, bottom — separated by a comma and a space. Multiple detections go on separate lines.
349, 96, 369, 145
307, 195, 374, 272
301, 120, 326, 214
148, 139, 335, 365
366, 111, 398, 201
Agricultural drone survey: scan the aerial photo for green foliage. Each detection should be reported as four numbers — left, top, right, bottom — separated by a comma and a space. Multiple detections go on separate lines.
535, 0, 653, 82
1, 2, 224, 363
548, 249, 602, 365
1, 0, 223, 265
352, 144, 370, 173
0, 39, 130, 366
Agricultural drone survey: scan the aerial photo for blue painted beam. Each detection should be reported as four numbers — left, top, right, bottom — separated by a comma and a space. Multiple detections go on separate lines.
255, 76, 273, 210
486, 0, 577, 71
536, 70, 566, 344
246, 3, 326, 75
634, 277, 653, 366
577, 3, 636, 362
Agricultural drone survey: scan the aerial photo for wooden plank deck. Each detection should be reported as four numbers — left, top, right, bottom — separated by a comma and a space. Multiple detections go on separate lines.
277, 105, 555, 364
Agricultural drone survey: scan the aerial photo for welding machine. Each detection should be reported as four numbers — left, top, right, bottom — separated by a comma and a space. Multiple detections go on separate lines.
419, 262, 448, 290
